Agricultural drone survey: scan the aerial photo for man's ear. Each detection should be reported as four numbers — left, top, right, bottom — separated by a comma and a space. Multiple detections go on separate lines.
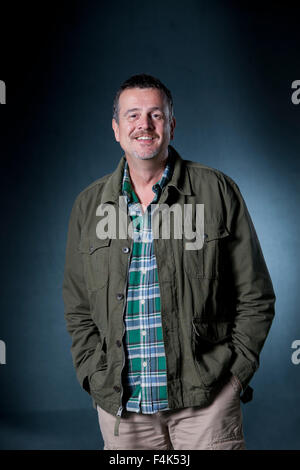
112, 118, 120, 142
170, 116, 176, 140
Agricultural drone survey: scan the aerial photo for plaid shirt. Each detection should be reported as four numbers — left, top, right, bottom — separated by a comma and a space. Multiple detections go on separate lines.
121, 156, 174, 414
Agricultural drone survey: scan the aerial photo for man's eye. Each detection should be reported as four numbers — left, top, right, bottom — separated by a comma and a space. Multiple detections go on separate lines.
153, 113, 162, 119
129, 114, 137, 119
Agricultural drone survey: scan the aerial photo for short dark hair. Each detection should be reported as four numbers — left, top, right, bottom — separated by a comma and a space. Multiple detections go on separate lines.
112, 73, 174, 123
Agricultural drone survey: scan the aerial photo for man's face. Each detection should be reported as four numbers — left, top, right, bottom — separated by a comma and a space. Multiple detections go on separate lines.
112, 87, 176, 162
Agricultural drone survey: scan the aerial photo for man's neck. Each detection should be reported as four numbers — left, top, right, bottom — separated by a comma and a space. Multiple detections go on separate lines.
125, 152, 169, 190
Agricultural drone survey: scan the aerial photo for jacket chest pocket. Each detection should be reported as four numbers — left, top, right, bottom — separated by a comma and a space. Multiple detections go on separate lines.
79, 236, 111, 290
184, 223, 230, 279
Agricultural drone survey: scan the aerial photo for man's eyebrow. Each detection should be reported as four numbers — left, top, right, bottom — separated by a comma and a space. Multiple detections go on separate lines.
123, 108, 140, 116
123, 106, 164, 116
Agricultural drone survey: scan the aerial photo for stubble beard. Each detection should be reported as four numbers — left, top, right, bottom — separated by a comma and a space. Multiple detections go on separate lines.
131, 148, 160, 160
130, 140, 169, 161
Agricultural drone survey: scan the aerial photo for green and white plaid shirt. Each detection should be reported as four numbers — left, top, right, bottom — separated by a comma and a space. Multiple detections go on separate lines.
121, 155, 174, 414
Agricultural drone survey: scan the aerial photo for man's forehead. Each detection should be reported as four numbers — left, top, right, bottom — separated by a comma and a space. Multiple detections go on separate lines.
119, 87, 167, 110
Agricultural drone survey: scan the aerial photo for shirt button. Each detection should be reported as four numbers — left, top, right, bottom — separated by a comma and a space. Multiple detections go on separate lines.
141, 299, 145, 304
116, 340, 122, 347
116, 293, 124, 301
122, 246, 130, 254
142, 331, 146, 336
113, 385, 121, 393
143, 361, 147, 368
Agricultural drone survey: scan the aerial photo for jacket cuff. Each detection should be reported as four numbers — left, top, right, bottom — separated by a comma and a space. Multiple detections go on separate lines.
76, 363, 91, 394
230, 354, 257, 393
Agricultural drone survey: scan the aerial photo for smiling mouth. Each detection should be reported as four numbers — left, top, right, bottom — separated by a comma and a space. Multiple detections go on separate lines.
134, 135, 156, 141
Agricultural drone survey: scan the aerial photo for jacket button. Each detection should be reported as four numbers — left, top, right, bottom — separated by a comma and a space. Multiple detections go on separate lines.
113, 385, 121, 393
122, 246, 130, 253
116, 340, 122, 347
116, 293, 124, 301
203, 233, 208, 240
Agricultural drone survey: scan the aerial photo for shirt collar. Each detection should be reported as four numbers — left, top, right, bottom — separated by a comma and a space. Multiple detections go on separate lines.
122, 152, 174, 205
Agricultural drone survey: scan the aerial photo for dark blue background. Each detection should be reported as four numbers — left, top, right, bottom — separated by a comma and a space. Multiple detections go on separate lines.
0, 0, 299, 450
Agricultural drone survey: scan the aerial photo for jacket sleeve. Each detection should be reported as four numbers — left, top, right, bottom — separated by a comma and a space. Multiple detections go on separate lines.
223, 177, 276, 392
62, 195, 100, 394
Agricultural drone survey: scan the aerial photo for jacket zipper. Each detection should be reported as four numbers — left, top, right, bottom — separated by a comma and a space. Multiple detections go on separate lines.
114, 239, 133, 437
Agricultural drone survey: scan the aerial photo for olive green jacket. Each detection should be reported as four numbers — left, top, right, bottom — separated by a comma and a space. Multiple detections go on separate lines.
62, 145, 275, 436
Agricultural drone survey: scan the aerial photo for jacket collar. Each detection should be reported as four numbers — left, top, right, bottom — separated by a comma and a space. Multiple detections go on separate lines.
100, 144, 192, 204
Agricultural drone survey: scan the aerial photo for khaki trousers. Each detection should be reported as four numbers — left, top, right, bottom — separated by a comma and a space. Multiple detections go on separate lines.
97, 374, 246, 450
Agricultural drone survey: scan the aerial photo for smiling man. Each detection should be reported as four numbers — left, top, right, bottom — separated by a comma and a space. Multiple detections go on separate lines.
63, 74, 276, 450
112, 82, 176, 213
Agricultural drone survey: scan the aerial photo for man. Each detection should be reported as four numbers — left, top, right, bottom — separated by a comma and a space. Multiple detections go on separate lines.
62, 74, 276, 450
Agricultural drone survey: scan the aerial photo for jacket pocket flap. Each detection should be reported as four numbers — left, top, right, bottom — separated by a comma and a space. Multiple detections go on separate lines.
89, 337, 108, 377
79, 236, 111, 254
204, 223, 230, 242
192, 319, 232, 344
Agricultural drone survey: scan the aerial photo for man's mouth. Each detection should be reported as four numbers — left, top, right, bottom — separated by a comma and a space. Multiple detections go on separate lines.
134, 135, 156, 141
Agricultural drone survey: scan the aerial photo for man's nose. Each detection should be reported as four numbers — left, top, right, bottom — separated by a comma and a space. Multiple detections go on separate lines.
137, 114, 154, 130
